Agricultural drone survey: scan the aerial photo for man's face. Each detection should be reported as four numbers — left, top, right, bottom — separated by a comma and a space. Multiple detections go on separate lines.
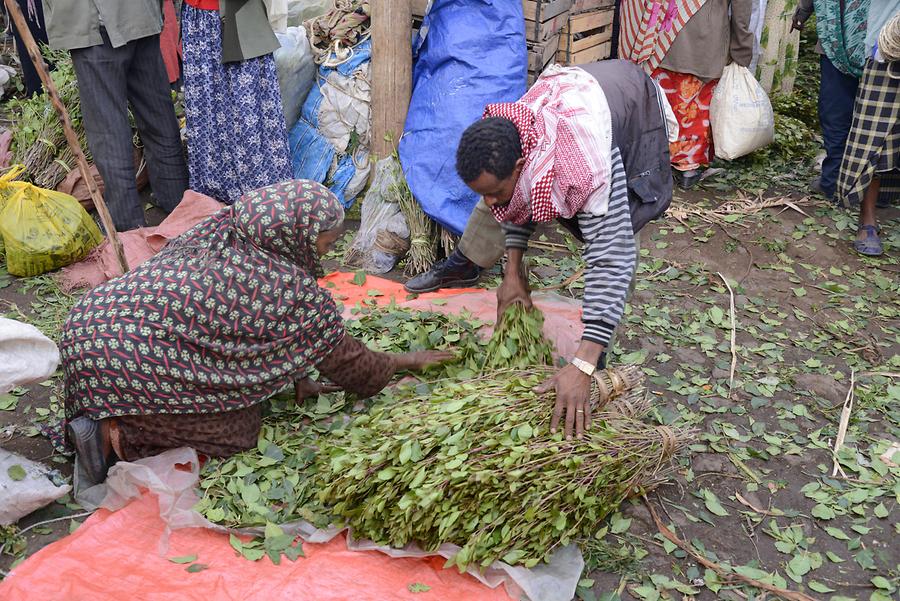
466, 158, 525, 207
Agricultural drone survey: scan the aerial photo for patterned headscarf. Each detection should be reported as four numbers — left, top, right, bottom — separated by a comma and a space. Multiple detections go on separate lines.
484, 66, 612, 225
233, 179, 345, 277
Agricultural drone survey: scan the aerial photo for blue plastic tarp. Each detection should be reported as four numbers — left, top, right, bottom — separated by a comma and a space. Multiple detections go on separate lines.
288, 40, 373, 207
399, 0, 527, 235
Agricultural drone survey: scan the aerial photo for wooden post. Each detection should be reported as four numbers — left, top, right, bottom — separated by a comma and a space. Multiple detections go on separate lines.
370, 0, 413, 158
4, 0, 129, 275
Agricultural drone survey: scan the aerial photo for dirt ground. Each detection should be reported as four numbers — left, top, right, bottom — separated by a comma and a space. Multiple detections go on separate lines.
1, 185, 898, 600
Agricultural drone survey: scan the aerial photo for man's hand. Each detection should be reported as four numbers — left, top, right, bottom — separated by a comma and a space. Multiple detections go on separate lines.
496, 248, 532, 323
791, 10, 808, 31
535, 363, 593, 440
394, 350, 455, 371
294, 377, 342, 404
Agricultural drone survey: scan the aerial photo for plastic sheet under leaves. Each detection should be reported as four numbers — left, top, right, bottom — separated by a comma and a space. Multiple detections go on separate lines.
1, 448, 583, 601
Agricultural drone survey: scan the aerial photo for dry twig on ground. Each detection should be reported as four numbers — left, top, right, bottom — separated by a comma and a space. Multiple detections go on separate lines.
667, 193, 819, 228
644, 498, 818, 601
831, 370, 855, 478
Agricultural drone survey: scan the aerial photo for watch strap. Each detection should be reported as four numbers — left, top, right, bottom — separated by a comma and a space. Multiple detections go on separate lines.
571, 357, 595, 376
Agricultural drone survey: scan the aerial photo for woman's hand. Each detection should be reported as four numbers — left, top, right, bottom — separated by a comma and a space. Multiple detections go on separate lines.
394, 350, 455, 372
535, 363, 592, 440
294, 377, 342, 403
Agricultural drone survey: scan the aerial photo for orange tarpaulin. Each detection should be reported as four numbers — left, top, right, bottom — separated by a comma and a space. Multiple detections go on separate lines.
318, 271, 481, 309
0, 492, 514, 601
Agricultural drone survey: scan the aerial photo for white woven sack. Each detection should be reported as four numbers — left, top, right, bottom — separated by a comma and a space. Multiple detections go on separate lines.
710, 63, 775, 160
0, 317, 59, 395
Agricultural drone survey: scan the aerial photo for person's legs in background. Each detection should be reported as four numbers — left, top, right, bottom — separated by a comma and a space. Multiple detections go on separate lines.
125, 34, 188, 213
610, 0, 622, 59
71, 31, 147, 231
651, 68, 717, 190
854, 175, 882, 256
817, 55, 860, 200
9, 0, 49, 97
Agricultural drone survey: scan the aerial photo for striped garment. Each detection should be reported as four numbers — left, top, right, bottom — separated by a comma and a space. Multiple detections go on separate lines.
837, 59, 900, 208
618, 0, 707, 74
502, 147, 636, 347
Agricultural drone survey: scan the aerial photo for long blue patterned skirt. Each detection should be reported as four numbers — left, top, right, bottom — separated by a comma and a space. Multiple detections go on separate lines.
181, 5, 292, 203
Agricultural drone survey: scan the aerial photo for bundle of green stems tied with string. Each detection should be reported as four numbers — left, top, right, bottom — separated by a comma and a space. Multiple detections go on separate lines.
389, 150, 436, 276
317, 368, 689, 571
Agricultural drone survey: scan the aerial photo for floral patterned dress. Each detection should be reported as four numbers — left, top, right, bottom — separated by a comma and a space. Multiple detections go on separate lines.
57, 181, 394, 459
181, 4, 293, 203
651, 68, 718, 171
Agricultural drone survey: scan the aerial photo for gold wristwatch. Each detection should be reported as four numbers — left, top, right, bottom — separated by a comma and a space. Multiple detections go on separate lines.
570, 357, 596, 377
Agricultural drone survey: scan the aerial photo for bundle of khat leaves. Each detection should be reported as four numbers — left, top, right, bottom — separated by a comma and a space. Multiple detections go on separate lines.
344, 303, 488, 379
483, 303, 554, 371
316, 368, 691, 572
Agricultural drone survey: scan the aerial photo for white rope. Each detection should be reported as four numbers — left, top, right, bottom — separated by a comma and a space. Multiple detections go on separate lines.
878, 13, 900, 62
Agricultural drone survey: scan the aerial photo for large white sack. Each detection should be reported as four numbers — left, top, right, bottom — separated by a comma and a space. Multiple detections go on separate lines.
274, 26, 317, 129
316, 62, 372, 153
710, 63, 775, 160
286, 0, 331, 27
0, 317, 59, 395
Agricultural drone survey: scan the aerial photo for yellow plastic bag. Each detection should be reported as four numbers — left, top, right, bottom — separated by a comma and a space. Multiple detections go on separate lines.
0, 165, 103, 277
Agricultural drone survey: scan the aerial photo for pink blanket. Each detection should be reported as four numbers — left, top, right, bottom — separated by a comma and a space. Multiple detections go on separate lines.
59, 190, 224, 291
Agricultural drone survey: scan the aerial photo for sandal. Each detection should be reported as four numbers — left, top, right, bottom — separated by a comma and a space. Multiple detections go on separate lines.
67, 416, 112, 485
853, 225, 883, 257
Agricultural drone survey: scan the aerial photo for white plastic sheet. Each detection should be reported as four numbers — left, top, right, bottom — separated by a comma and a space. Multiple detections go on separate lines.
344, 156, 410, 274
748, 0, 770, 73
286, 0, 331, 27
264, 0, 288, 33
316, 63, 372, 154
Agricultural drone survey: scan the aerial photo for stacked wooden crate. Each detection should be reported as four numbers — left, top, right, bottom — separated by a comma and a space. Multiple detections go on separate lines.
556, 0, 616, 66
412, 0, 612, 82
524, 0, 572, 84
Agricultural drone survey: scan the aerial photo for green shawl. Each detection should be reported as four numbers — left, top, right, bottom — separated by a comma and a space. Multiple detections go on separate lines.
814, 0, 872, 77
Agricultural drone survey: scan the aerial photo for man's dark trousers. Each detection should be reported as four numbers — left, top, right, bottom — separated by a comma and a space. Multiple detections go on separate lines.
819, 54, 860, 199
71, 30, 188, 231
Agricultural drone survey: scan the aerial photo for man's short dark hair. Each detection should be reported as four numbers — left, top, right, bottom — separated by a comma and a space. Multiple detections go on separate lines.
455, 117, 523, 183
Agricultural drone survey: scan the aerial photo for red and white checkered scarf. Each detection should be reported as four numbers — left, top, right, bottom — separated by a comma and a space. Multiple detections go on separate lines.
484, 65, 612, 225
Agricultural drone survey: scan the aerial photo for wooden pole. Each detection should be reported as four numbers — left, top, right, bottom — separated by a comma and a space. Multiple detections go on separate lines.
4, 0, 129, 275
370, 0, 413, 158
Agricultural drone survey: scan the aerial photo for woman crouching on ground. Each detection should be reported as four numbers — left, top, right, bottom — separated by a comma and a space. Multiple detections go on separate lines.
58, 180, 449, 486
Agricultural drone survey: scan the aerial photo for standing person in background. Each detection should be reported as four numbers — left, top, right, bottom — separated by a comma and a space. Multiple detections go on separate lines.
646, 0, 755, 189
180, 0, 292, 203
7, 0, 49, 97
41, 0, 189, 231
793, 0, 873, 202
838, 11, 900, 257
